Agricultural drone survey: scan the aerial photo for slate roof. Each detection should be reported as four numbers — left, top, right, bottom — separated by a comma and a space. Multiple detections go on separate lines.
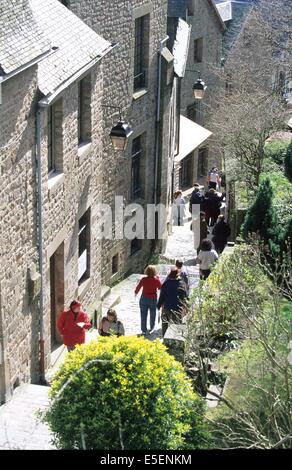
29, 0, 112, 97
168, 0, 225, 31
0, 0, 51, 76
214, 1, 256, 56
168, 0, 187, 18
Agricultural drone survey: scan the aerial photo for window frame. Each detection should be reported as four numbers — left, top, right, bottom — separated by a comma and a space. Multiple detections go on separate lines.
131, 135, 143, 200
78, 209, 91, 286
47, 105, 56, 174
194, 37, 203, 63
133, 15, 149, 91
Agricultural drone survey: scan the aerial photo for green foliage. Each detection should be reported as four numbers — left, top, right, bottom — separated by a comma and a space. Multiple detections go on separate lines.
241, 178, 282, 253
284, 140, 292, 183
210, 331, 292, 448
260, 167, 292, 230
188, 246, 268, 341
264, 139, 291, 166
44, 336, 209, 450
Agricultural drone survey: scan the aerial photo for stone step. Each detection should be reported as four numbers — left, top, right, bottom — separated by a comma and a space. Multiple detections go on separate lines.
0, 384, 55, 450
100, 284, 111, 301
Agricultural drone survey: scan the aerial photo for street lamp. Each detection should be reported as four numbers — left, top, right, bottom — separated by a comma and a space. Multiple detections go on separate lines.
103, 105, 133, 150
193, 78, 207, 100
186, 69, 207, 100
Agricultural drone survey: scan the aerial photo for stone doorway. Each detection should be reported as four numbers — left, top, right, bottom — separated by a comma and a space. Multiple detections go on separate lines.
49, 243, 64, 351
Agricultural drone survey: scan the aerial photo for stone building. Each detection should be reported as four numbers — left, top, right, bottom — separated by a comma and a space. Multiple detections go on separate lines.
0, 0, 113, 402
66, 0, 174, 281
0, 0, 175, 402
167, 0, 225, 192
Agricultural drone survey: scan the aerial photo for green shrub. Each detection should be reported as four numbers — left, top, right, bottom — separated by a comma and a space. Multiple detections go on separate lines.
264, 139, 291, 166
44, 336, 209, 450
284, 140, 292, 183
241, 178, 281, 253
187, 245, 268, 342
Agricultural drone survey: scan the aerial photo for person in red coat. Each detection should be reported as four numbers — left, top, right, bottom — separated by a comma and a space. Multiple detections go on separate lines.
57, 300, 91, 351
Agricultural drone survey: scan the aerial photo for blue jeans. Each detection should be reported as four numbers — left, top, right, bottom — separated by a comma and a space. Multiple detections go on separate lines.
139, 296, 157, 333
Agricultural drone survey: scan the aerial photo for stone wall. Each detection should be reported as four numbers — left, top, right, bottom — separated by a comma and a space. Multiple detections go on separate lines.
0, 67, 40, 401
0, 1, 173, 399
40, 65, 104, 369
0, 63, 105, 398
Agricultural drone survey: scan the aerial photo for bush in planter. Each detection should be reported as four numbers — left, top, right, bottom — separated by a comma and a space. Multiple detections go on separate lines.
44, 336, 209, 450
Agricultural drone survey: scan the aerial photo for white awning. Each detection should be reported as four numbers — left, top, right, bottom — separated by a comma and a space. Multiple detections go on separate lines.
175, 115, 212, 163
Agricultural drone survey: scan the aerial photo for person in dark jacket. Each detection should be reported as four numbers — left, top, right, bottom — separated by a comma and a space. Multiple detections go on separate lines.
189, 186, 204, 214
207, 188, 222, 226
212, 215, 231, 253
175, 259, 189, 297
157, 268, 188, 337
197, 211, 209, 253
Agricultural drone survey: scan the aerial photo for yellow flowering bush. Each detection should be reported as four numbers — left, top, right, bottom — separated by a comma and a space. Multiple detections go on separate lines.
44, 336, 209, 449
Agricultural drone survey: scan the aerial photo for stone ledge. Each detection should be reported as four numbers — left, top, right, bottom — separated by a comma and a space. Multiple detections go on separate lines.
132, 88, 148, 101
48, 171, 65, 195
77, 141, 92, 162
78, 277, 92, 299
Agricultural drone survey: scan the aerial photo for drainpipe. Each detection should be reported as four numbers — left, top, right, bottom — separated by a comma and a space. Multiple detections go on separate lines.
154, 36, 169, 206
36, 108, 46, 384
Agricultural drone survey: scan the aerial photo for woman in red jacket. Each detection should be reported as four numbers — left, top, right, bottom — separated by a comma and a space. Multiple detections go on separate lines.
57, 300, 91, 351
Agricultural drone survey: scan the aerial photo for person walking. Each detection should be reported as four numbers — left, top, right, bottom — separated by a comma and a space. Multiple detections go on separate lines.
195, 239, 218, 280
135, 265, 162, 335
208, 188, 222, 226
98, 309, 125, 337
197, 211, 209, 254
174, 259, 190, 297
173, 190, 186, 226
201, 192, 211, 226
212, 215, 231, 253
189, 185, 204, 214
207, 167, 220, 190
157, 267, 188, 337
57, 300, 91, 351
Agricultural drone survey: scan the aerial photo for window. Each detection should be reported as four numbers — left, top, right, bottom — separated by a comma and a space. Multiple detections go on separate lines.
198, 147, 208, 177
77, 75, 92, 145
47, 106, 55, 173
78, 209, 91, 285
133, 15, 149, 91
225, 74, 232, 96
187, 0, 194, 16
187, 103, 197, 123
131, 135, 143, 200
180, 153, 194, 189
194, 38, 203, 63
47, 99, 63, 173
112, 254, 119, 275
131, 238, 142, 255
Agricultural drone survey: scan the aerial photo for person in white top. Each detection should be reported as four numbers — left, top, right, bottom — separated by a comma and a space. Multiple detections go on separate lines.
195, 238, 218, 280
172, 190, 186, 226
207, 167, 221, 190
